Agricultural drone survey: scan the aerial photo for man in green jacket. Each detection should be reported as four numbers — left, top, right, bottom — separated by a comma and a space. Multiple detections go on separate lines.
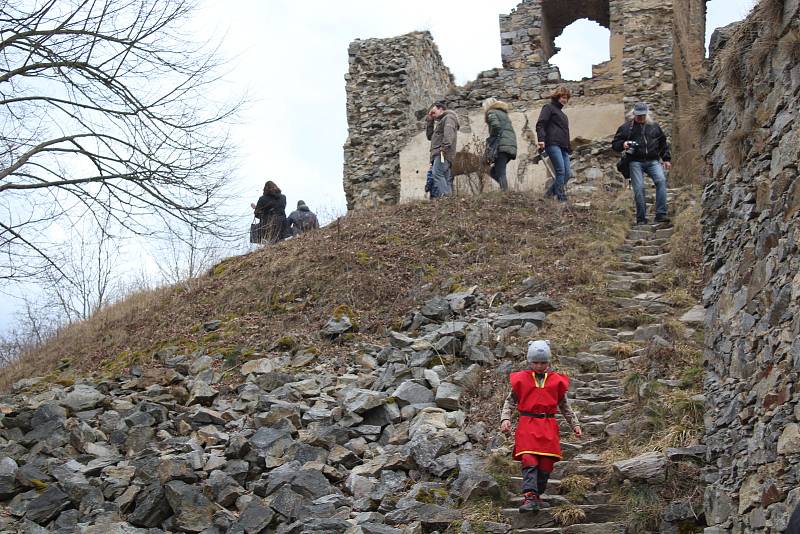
483, 98, 518, 191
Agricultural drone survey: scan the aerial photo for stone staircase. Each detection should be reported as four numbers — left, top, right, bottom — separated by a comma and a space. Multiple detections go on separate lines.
500, 190, 691, 533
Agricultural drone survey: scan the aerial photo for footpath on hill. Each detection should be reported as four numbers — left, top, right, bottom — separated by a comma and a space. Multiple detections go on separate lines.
0, 187, 706, 533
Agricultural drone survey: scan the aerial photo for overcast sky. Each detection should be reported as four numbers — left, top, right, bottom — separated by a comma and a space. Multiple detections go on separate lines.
0, 0, 755, 333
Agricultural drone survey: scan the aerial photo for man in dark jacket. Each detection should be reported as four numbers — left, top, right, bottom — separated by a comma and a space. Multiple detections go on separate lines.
612, 103, 672, 225
287, 200, 319, 235
425, 101, 460, 198
536, 86, 572, 202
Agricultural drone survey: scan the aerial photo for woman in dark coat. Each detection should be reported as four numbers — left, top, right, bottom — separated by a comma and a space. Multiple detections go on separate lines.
535, 86, 572, 202
483, 97, 518, 192
250, 181, 288, 244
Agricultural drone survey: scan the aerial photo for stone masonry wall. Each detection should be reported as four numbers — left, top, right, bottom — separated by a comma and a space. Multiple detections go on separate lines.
701, 1, 800, 532
343, 32, 454, 210
343, 0, 677, 209
620, 0, 675, 124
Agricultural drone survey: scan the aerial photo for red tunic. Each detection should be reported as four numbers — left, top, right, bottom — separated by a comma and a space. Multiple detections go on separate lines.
510, 370, 569, 460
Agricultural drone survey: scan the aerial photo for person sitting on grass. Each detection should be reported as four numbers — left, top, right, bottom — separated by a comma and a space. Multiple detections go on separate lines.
500, 340, 582, 513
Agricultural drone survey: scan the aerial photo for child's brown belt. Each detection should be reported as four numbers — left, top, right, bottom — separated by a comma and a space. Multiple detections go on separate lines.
519, 412, 556, 418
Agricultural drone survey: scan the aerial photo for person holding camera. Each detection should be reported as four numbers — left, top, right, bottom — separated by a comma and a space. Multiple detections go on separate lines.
535, 86, 573, 202
425, 101, 460, 198
612, 102, 672, 225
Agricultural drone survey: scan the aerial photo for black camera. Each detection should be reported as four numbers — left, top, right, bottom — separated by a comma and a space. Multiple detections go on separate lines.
624, 141, 639, 155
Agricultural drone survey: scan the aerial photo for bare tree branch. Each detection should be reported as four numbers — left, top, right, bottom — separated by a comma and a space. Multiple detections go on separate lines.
0, 0, 241, 281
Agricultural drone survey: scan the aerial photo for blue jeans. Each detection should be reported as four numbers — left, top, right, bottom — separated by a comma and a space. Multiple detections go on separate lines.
431, 156, 452, 198
545, 146, 571, 201
629, 160, 668, 222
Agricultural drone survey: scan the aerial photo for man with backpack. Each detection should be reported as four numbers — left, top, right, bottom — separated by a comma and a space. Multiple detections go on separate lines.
287, 200, 319, 235
612, 103, 672, 225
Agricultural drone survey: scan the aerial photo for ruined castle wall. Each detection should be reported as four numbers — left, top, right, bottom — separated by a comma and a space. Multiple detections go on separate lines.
343, 32, 454, 210
398, 98, 624, 202
620, 0, 675, 124
343, 0, 679, 209
701, 2, 800, 532
671, 0, 709, 184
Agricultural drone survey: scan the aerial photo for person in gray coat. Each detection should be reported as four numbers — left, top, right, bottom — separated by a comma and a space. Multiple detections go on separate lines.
483, 97, 518, 191
287, 200, 319, 235
425, 101, 460, 198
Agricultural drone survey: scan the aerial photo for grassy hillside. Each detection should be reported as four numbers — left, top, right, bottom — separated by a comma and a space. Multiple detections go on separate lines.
0, 189, 702, 391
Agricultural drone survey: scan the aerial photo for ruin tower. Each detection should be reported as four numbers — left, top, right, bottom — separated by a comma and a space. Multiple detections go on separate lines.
343, 0, 676, 211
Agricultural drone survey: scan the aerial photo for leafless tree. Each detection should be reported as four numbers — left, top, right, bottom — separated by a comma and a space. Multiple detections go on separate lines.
0, 0, 240, 281
152, 220, 226, 285
42, 218, 119, 322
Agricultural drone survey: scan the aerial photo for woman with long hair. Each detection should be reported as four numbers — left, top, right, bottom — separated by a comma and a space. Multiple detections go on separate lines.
250, 181, 288, 244
535, 86, 573, 202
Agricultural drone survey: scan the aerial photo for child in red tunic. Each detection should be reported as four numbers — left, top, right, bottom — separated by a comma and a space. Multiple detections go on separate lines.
500, 340, 582, 512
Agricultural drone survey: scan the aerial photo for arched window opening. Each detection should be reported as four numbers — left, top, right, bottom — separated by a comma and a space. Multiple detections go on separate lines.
549, 19, 611, 81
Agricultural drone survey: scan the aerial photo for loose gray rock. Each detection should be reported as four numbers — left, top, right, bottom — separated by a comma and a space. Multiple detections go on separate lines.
164, 480, 215, 532
61, 384, 106, 412
434, 382, 463, 411
129, 483, 171, 527
613, 451, 667, 483
25, 485, 71, 525
493, 312, 546, 328
237, 500, 275, 533
513, 296, 560, 312
392, 382, 434, 406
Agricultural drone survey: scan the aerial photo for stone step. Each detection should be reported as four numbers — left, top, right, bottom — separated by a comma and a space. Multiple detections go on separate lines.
611, 297, 671, 314
637, 252, 671, 265
574, 386, 624, 401
606, 271, 654, 280
570, 372, 623, 383
614, 261, 652, 273
560, 352, 620, 373
502, 504, 625, 530
570, 377, 623, 389
570, 398, 629, 415
515, 523, 627, 534
623, 237, 669, 247
510, 494, 570, 507
508, 491, 612, 508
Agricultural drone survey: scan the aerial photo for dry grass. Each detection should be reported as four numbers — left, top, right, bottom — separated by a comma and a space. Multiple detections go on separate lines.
551, 504, 586, 526
560, 474, 593, 502
724, 126, 752, 170
1, 191, 628, 391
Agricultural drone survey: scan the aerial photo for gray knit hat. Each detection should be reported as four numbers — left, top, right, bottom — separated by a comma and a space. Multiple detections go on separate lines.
527, 340, 551, 364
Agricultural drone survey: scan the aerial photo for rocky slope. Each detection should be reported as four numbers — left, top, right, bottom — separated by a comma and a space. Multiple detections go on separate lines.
0, 187, 707, 533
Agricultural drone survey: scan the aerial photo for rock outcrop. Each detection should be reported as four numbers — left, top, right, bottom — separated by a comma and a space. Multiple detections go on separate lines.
701, 1, 800, 532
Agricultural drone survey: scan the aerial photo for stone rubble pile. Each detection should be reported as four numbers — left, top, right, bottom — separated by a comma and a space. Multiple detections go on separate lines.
0, 281, 565, 533
0, 188, 708, 533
